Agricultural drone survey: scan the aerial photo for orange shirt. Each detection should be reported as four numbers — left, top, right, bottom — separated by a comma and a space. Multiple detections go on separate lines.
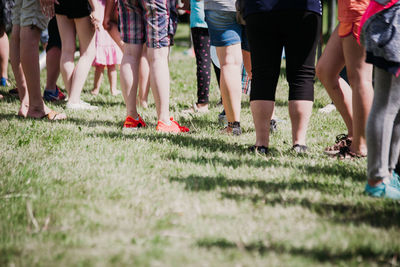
338, 0, 370, 22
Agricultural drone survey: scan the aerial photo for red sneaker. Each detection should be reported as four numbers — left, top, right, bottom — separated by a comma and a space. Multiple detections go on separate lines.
123, 115, 146, 131
156, 117, 189, 133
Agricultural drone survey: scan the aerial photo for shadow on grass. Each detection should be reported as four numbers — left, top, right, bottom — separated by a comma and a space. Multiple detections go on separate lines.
196, 237, 397, 264
170, 174, 400, 228
168, 154, 365, 182
92, 130, 248, 154
0, 112, 20, 121
86, 99, 125, 107
0, 112, 122, 129
67, 117, 122, 128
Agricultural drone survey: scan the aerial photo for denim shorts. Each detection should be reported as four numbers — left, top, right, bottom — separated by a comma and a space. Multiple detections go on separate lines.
205, 10, 242, 47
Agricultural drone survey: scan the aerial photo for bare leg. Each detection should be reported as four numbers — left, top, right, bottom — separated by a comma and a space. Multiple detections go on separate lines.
20, 26, 50, 118
289, 100, 313, 145
67, 16, 96, 104
107, 64, 119, 95
342, 35, 373, 155
9, 25, 29, 116
316, 26, 353, 137
120, 43, 142, 118
45, 46, 61, 90
251, 100, 274, 147
242, 49, 252, 79
138, 45, 150, 108
0, 27, 9, 81
57, 14, 76, 96
92, 65, 104, 95
147, 46, 171, 123
216, 44, 242, 129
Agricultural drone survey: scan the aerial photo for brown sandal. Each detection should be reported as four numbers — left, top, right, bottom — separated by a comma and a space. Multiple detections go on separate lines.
337, 146, 367, 160
324, 134, 352, 155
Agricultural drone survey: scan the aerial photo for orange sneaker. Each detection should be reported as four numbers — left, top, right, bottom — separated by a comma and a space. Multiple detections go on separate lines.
123, 115, 146, 131
156, 117, 189, 133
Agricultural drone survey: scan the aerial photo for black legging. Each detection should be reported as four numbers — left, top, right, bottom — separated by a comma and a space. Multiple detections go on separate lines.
191, 27, 212, 104
245, 10, 321, 102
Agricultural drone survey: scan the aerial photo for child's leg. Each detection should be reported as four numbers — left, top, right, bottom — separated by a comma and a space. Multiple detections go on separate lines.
91, 65, 104, 95
138, 45, 150, 107
147, 46, 171, 123
56, 14, 76, 96
106, 64, 120, 95
120, 43, 142, 118
0, 27, 9, 82
191, 27, 211, 110
67, 16, 96, 104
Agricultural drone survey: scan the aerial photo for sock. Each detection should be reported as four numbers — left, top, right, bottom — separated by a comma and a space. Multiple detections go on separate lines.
45, 88, 57, 93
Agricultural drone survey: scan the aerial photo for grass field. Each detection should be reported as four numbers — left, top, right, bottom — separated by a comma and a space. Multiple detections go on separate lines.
1, 23, 400, 267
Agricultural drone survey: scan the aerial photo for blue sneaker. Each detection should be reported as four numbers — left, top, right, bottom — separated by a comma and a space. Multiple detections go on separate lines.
0, 77, 7, 86
390, 171, 400, 189
43, 85, 66, 101
365, 178, 400, 199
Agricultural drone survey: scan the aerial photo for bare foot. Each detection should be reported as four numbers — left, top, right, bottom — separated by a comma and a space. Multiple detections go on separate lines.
26, 103, 53, 119
139, 100, 148, 109
91, 88, 100, 96
0, 94, 3, 100
183, 103, 209, 114
18, 103, 29, 117
111, 89, 121, 96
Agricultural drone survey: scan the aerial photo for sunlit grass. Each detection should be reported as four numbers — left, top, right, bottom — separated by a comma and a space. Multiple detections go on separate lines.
1, 23, 399, 267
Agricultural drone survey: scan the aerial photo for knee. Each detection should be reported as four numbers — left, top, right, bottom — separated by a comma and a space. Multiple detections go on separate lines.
315, 60, 327, 83
347, 73, 372, 91
61, 45, 75, 60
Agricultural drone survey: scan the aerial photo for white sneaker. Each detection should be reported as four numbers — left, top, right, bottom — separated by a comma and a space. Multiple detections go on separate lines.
66, 100, 98, 110
318, 103, 336, 114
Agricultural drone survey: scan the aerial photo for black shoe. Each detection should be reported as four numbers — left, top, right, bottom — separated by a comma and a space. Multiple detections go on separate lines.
292, 144, 308, 154
9, 88, 18, 96
249, 145, 269, 155
228, 121, 242, 136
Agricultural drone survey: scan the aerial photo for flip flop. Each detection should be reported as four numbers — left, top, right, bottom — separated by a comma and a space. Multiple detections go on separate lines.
42, 110, 67, 121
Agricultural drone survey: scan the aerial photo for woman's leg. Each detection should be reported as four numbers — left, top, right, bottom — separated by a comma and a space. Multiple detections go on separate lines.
285, 11, 320, 147
91, 65, 104, 95
216, 43, 242, 128
316, 26, 353, 137
67, 16, 96, 104
246, 12, 283, 147
367, 68, 400, 188
56, 14, 76, 96
342, 35, 374, 155
107, 64, 119, 95
138, 44, 150, 107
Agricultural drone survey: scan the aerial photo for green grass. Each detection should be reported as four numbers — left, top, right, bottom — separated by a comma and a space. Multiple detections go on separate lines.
1, 23, 400, 267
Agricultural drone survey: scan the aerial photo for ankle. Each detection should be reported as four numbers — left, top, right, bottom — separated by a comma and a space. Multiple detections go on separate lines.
368, 179, 383, 187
